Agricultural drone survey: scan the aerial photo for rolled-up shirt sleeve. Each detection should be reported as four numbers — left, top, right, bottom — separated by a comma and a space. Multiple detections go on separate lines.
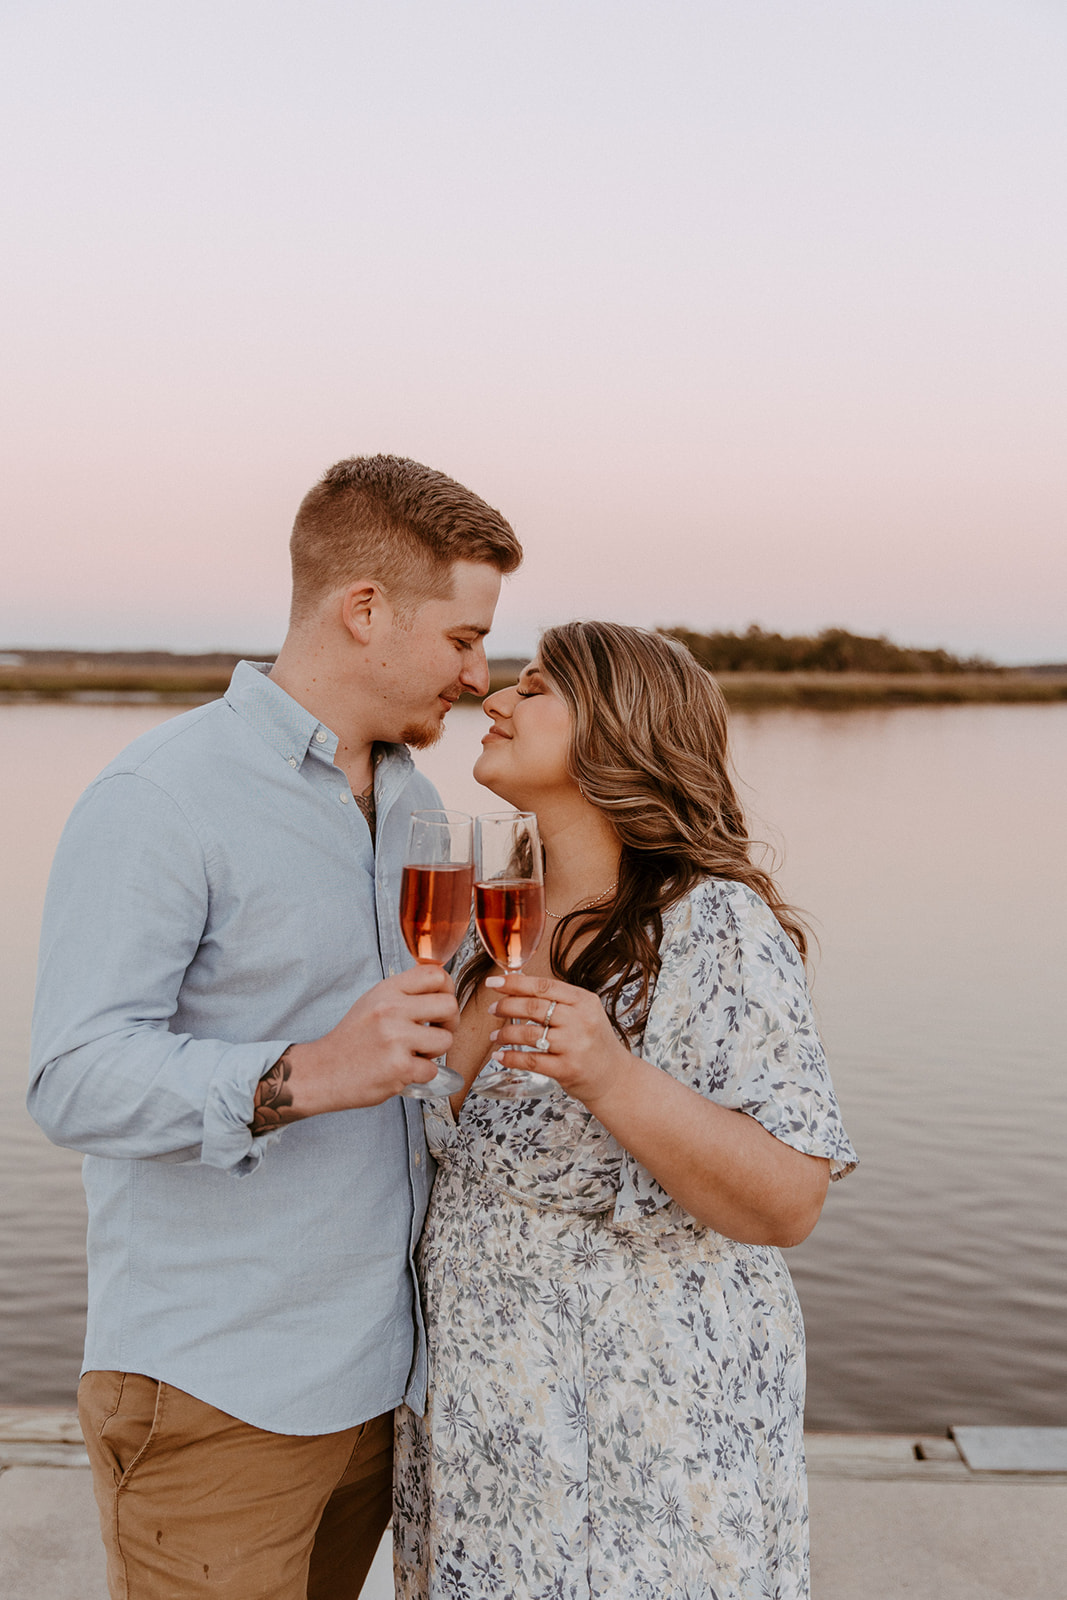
29, 773, 291, 1173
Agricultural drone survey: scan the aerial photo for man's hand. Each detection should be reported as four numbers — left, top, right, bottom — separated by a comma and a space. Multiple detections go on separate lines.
253, 966, 459, 1129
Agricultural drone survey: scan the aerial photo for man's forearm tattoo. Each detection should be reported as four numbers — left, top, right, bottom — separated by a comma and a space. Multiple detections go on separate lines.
251, 1050, 297, 1136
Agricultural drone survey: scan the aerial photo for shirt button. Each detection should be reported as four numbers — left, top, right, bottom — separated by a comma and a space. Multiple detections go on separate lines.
339, 791, 350, 804
288, 756, 298, 768
414, 1152, 423, 1168
314, 730, 327, 744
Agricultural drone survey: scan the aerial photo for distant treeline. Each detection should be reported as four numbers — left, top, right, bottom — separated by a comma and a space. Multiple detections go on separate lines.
3, 642, 1065, 706
661, 625, 998, 676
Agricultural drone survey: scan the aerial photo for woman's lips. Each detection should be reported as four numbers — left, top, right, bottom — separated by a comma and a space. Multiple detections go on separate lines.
481, 727, 510, 744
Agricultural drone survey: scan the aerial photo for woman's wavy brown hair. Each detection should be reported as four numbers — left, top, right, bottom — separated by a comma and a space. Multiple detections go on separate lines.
457, 620, 808, 1038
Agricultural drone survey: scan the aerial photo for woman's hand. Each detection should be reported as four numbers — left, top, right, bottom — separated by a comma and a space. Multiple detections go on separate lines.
485, 972, 634, 1109
486, 971, 829, 1247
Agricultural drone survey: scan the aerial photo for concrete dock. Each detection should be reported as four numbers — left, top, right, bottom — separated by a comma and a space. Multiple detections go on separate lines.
3, 1409, 1067, 1598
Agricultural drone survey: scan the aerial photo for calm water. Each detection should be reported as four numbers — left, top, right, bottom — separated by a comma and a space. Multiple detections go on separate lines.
2, 699, 1065, 1432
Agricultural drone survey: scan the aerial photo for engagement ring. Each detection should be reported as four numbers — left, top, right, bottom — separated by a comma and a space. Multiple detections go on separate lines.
533, 1000, 557, 1052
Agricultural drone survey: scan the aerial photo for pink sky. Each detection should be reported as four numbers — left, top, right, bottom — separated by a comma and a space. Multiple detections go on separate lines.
2, 0, 1064, 663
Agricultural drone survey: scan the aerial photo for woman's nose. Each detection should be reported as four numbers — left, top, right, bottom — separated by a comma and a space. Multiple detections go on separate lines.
482, 684, 516, 718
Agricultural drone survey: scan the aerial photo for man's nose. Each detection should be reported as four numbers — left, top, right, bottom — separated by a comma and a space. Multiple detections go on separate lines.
460, 645, 491, 699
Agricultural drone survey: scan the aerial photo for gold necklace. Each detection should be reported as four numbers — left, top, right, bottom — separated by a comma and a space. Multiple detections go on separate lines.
544, 880, 618, 920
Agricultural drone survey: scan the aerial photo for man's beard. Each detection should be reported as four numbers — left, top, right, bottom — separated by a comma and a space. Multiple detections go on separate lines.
401, 685, 463, 749
401, 716, 447, 750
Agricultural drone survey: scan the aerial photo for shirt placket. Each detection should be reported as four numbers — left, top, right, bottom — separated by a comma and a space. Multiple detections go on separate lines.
373, 751, 415, 979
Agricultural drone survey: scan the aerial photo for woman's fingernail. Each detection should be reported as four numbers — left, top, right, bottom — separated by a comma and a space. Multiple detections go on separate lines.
489, 1029, 499, 1042
485, 975, 505, 988
487, 1001, 498, 1015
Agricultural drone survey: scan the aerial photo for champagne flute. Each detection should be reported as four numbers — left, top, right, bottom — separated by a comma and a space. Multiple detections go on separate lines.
399, 809, 473, 1100
471, 810, 554, 1100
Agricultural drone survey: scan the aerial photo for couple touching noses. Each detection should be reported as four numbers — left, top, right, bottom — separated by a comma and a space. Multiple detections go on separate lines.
30, 454, 855, 1600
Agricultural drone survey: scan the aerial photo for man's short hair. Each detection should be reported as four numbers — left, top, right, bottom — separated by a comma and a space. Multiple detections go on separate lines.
289, 455, 522, 622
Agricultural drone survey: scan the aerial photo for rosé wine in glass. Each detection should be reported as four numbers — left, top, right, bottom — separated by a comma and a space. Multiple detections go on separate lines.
398, 810, 472, 1100
472, 811, 554, 1100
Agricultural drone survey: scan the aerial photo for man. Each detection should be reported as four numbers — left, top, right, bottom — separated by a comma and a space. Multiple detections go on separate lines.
28, 455, 522, 1598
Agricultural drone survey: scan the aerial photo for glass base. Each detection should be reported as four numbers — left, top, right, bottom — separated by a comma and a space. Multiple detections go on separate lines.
471, 1057, 557, 1100
400, 1062, 464, 1100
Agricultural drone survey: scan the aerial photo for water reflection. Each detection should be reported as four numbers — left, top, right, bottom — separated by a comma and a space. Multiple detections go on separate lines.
2, 700, 1065, 1428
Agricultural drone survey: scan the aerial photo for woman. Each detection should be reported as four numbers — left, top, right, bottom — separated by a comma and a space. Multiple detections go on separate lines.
394, 622, 857, 1600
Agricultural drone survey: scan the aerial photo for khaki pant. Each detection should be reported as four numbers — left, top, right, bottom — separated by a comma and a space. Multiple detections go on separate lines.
78, 1372, 393, 1600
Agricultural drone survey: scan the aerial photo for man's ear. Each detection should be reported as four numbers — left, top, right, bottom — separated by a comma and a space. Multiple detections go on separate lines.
340, 582, 384, 645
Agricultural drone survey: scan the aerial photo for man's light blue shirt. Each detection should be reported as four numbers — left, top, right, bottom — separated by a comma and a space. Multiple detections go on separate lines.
29, 662, 438, 1434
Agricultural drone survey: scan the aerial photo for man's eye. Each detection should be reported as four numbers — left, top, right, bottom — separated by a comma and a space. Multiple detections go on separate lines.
454, 638, 475, 651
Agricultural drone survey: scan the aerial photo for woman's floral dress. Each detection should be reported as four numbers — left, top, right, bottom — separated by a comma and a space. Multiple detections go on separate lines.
394, 878, 857, 1600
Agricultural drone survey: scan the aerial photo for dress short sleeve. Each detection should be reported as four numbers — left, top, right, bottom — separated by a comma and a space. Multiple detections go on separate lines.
613, 878, 857, 1228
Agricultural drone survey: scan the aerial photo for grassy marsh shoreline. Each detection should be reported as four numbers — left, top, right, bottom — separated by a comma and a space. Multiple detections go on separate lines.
1, 657, 1064, 708
702, 671, 1067, 708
